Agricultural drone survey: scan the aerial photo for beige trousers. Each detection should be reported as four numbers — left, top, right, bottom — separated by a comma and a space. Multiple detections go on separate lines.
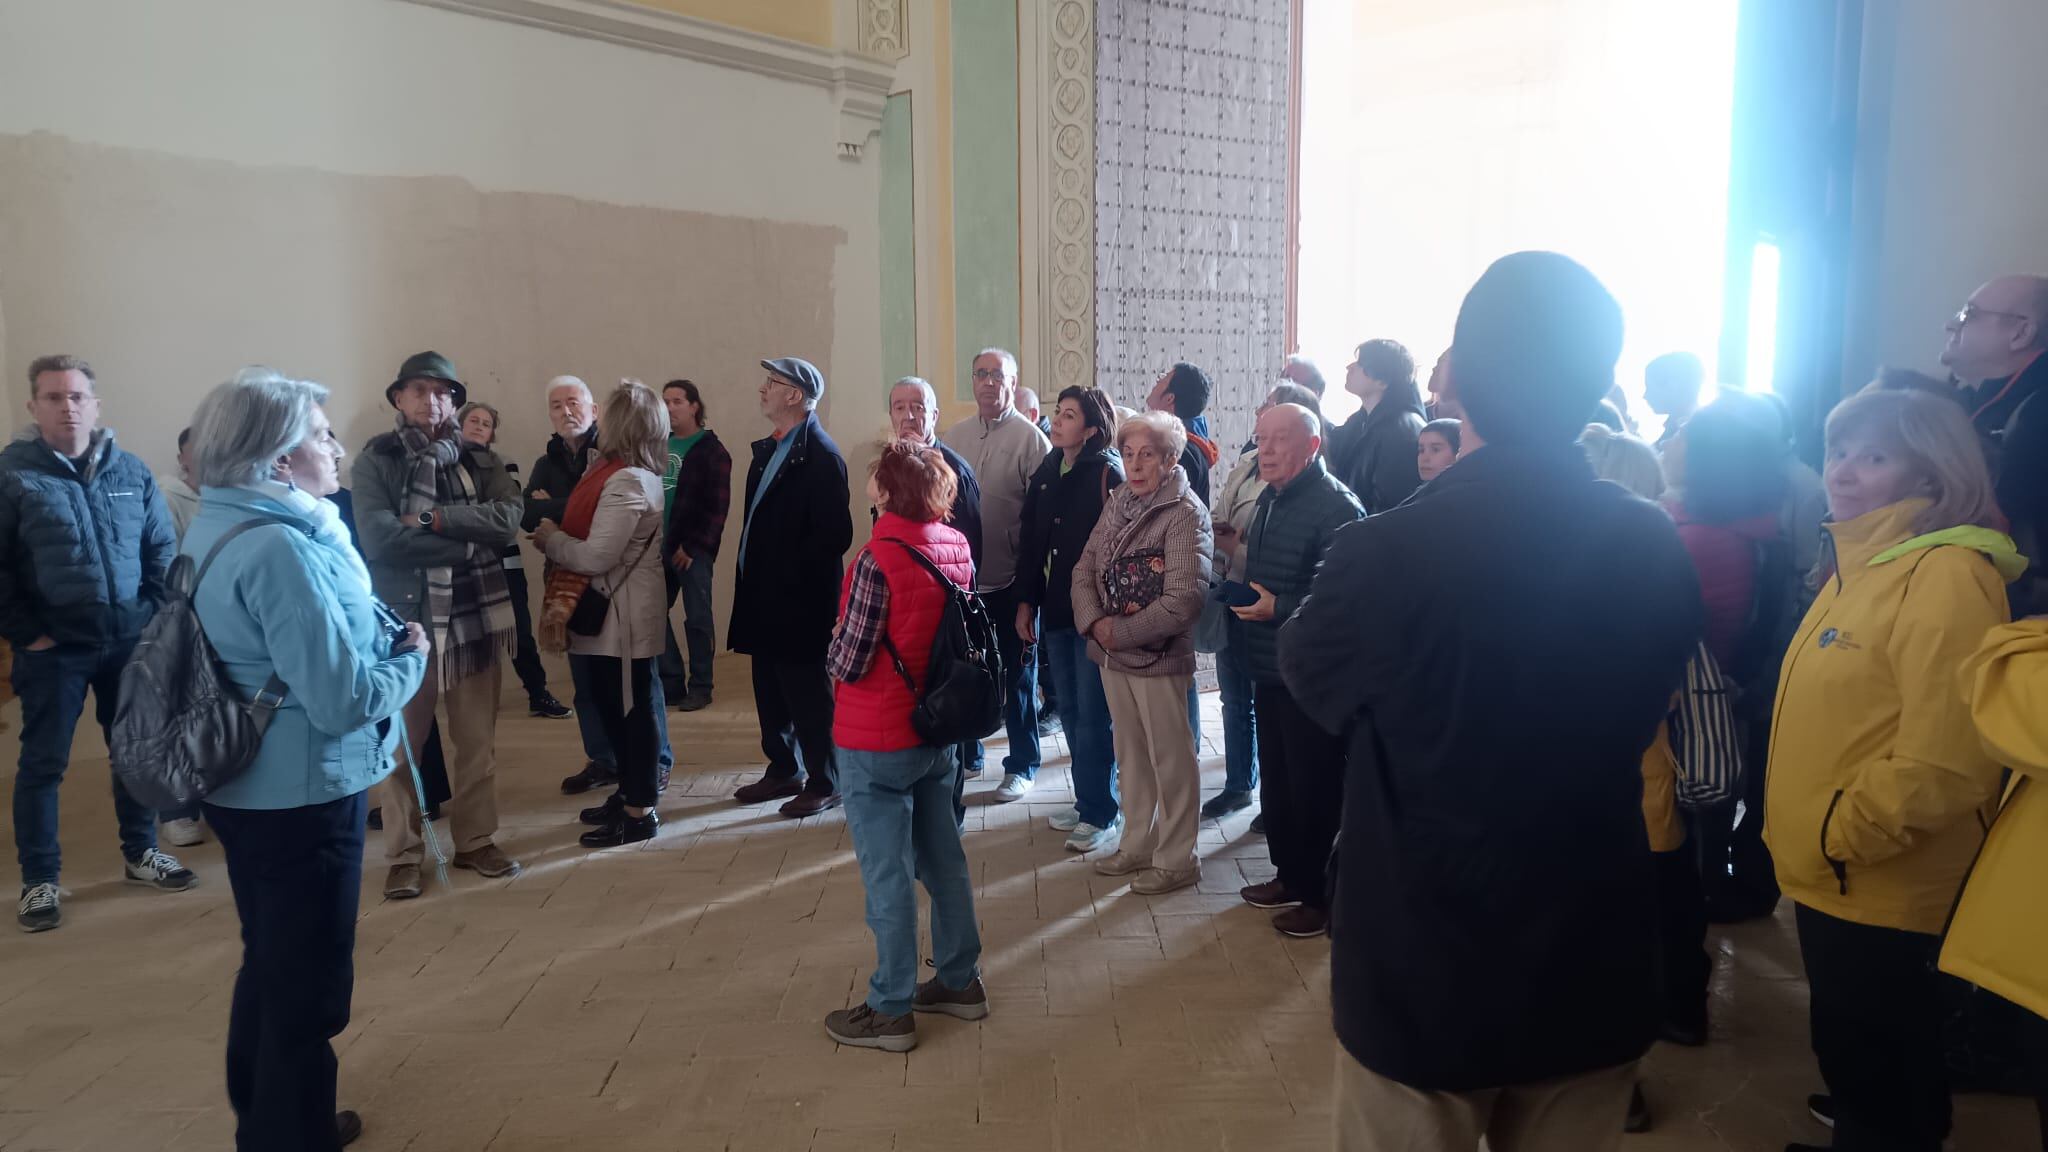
1334, 1047, 1637, 1152
1099, 666, 1199, 874
375, 652, 503, 865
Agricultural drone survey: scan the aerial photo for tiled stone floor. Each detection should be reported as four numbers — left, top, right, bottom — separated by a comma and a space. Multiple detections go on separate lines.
0, 653, 2033, 1151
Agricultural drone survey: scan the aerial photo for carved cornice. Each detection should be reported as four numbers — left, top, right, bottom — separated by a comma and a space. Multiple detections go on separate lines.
401, 0, 894, 158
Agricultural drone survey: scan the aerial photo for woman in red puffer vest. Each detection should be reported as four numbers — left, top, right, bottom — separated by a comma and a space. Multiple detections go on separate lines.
822, 439, 984, 1055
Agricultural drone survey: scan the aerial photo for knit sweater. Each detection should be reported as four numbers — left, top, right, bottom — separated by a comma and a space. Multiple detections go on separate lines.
942, 408, 1049, 592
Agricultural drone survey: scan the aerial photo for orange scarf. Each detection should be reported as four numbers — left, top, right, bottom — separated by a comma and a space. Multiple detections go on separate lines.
539, 458, 626, 651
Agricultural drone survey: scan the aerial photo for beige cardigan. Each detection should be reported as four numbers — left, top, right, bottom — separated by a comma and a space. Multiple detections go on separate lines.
540, 467, 666, 662
1070, 466, 1213, 677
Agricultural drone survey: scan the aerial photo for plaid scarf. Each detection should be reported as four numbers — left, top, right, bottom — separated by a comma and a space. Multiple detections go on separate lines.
397, 418, 516, 691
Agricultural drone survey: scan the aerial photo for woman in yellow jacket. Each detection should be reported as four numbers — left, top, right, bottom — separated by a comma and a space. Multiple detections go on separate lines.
1764, 388, 2020, 1152
1943, 619, 2048, 1146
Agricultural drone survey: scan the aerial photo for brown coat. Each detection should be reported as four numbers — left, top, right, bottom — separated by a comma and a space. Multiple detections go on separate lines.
1071, 466, 1213, 677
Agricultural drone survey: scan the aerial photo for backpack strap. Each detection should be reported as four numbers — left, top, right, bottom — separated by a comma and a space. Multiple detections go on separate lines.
191, 516, 300, 713
874, 539, 957, 696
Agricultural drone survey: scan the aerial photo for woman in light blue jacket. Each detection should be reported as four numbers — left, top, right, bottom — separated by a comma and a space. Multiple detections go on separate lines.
184, 368, 428, 1152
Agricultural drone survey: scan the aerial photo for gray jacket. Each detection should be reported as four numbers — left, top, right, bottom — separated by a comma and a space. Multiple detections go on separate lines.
1071, 466, 1214, 677
350, 429, 523, 623
943, 408, 1050, 591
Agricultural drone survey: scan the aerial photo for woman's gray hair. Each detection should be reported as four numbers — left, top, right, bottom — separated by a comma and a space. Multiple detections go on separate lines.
1116, 409, 1188, 466
190, 367, 330, 488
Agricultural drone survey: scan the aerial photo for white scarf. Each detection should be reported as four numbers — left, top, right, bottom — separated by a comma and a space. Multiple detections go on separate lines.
244, 480, 373, 597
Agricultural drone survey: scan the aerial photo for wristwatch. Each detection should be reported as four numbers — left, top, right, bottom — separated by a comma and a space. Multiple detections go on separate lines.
415, 511, 435, 529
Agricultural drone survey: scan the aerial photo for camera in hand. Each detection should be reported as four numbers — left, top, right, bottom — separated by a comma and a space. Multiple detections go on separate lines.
371, 600, 410, 651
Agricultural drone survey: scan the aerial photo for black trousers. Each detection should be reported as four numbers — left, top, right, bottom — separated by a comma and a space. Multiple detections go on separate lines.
1253, 680, 1344, 909
753, 656, 837, 797
1795, 903, 1951, 1152
657, 576, 687, 700
583, 656, 662, 808
2022, 1002, 2048, 1148
504, 565, 551, 704
204, 791, 366, 1152
1654, 845, 1711, 1032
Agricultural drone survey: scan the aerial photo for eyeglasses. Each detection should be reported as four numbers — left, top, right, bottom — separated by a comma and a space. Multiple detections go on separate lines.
1954, 304, 2027, 328
971, 368, 1010, 383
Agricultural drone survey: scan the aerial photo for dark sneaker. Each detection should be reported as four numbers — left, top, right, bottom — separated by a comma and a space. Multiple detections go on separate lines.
580, 811, 659, 848
1249, 812, 1266, 835
824, 1003, 917, 1052
580, 792, 626, 825
734, 774, 804, 805
913, 975, 990, 1020
366, 808, 384, 831
124, 849, 197, 892
17, 883, 60, 933
1272, 905, 1328, 938
1625, 1083, 1651, 1133
1200, 790, 1253, 820
336, 1110, 363, 1147
1660, 1011, 1708, 1048
676, 689, 713, 713
1807, 1094, 1834, 1129
1037, 712, 1063, 738
657, 761, 672, 795
451, 843, 522, 878
529, 694, 573, 720
780, 791, 842, 819
560, 760, 618, 795
1239, 880, 1300, 909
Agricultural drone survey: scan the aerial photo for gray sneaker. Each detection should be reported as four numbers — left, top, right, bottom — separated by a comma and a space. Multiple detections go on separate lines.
913, 975, 990, 1020
124, 849, 197, 892
824, 1003, 918, 1052
17, 883, 61, 933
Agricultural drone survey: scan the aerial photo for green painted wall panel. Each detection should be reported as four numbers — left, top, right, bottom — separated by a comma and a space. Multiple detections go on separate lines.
879, 92, 917, 387
950, 0, 1021, 400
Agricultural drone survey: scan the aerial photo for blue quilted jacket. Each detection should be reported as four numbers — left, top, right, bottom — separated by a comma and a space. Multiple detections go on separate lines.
0, 431, 177, 647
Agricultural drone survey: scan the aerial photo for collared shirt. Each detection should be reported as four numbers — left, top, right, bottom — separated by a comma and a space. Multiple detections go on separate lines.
826, 550, 888, 683
738, 423, 798, 574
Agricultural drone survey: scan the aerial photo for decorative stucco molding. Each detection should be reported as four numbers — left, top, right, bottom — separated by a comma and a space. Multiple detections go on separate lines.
860, 0, 906, 59
402, 0, 894, 158
1044, 0, 1095, 394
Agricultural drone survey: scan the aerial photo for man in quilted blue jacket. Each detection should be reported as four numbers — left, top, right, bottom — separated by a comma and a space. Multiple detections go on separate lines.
0, 355, 191, 934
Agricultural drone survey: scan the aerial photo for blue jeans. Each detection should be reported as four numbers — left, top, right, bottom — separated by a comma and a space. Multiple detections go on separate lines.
11, 640, 158, 884
971, 586, 1041, 779
1041, 627, 1118, 828
205, 791, 364, 1152
571, 652, 672, 772
1216, 638, 1258, 794
838, 744, 982, 1017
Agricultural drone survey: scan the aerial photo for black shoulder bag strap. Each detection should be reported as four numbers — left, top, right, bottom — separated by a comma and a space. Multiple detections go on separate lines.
876, 540, 959, 694
188, 517, 296, 718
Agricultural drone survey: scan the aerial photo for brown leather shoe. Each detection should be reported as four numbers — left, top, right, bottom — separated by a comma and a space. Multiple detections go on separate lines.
383, 863, 422, 900
779, 791, 842, 819
1239, 879, 1300, 909
1272, 905, 1328, 938
451, 843, 522, 879
734, 774, 804, 805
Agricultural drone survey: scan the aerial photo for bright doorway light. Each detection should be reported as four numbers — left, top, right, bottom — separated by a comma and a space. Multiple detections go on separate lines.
1295, 0, 1741, 429
1745, 239, 1782, 394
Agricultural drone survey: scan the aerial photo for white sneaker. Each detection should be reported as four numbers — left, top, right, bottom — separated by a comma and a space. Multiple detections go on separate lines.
1064, 816, 1122, 854
160, 818, 206, 847
1046, 807, 1081, 832
124, 849, 198, 892
995, 774, 1034, 803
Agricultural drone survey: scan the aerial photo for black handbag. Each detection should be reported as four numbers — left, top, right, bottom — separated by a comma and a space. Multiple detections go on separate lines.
568, 528, 657, 637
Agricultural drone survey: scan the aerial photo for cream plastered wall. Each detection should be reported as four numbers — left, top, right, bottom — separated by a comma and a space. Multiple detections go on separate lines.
0, 0, 887, 621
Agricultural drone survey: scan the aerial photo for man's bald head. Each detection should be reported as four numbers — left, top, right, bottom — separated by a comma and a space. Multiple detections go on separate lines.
1256, 403, 1322, 488
1942, 274, 2048, 381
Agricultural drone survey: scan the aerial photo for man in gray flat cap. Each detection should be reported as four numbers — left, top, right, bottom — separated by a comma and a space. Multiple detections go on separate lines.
729, 357, 854, 818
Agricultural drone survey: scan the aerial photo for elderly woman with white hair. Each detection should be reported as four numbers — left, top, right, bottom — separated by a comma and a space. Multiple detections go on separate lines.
1071, 410, 1214, 894
184, 368, 430, 1150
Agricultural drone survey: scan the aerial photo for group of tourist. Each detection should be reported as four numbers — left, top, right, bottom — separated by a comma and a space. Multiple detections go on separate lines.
4, 263, 2046, 1150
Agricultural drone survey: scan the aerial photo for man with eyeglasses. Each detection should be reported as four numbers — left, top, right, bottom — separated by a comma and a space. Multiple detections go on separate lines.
729, 357, 854, 818
942, 349, 1050, 802
1943, 275, 2048, 613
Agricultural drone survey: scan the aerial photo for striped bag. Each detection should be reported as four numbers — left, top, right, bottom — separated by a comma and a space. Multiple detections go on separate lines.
1670, 640, 1743, 809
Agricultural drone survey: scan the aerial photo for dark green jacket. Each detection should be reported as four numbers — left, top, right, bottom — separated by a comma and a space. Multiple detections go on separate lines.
350, 430, 522, 624
1240, 456, 1363, 685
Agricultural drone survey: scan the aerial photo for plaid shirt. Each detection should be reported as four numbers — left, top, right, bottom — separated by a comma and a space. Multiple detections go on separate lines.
826, 550, 890, 683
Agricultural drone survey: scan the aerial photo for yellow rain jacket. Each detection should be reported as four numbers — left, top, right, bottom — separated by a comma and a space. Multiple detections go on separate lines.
1940, 619, 2048, 1019
1763, 499, 2021, 934
1642, 715, 1685, 854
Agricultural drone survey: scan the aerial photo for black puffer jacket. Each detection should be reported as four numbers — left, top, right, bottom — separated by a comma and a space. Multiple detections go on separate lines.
1239, 457, 1364, 686
0, 431, 176, 647
523, 427, 599, 532
1335, 401, 1427, 514
1013, 443, 1123, 632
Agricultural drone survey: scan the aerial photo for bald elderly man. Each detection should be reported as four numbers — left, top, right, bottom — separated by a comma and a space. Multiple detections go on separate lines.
1943, 274, 2048, 611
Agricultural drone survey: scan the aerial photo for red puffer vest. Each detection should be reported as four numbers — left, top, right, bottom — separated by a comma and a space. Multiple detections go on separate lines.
832, 513, 976, 752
